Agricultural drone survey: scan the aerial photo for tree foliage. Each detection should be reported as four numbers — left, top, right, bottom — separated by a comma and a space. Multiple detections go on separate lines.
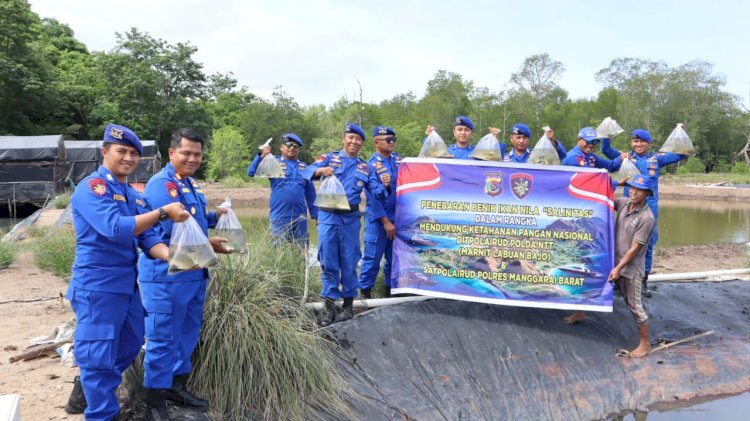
2, 1, 749, 179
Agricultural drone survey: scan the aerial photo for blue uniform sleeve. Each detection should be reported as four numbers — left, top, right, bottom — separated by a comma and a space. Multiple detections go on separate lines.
143, 176, 181, 242
600, 138, 621, 160
207, 210, 218, 229
366, 165, 388, 220
366, 169, 388, 201
71, 180, 136, 243
305, 179, 318, 219
247, 153, 262, 177
657, 152, 688, 167
133, 192, 163, 252
555, 141, 567, 160
302, 154, 329, 180
561, 150, 579, 167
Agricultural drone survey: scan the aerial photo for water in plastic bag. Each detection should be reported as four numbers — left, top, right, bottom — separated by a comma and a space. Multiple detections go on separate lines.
418, 131, 452, 158
596, 117, 625, 138
469, 133, 502, 161
659, 124, 695, 155
613, 157, 641, 181
528, 136, 561, 165
255, 154, 285, 178
215, 197, 248, 254
314, 175, 350, 210
168, 216, 219, 274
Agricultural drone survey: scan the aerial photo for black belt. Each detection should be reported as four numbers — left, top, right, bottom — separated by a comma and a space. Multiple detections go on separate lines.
320, 205, 359, 214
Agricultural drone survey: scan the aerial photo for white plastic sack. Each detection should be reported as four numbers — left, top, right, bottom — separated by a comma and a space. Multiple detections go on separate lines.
528, 136, 561, 165
469, 134, 502, 161
596, 117, 625, 138
660, 123, 695, 155
314, 175, 350, 210
255, 154, 285, 178
418, 130, 452, 158
215, 197, 247, 254
613, 158, 641, 181
168, 216, 219, 274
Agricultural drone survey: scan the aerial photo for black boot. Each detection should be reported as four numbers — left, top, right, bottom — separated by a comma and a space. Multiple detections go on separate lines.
318, 299, 336, 327
165, 374, 208, 410
360, 288, 372, 299
144, 388, 172, 421
64, 375, 87, 414
338, 298, 354, 322
643, 271, 652, 298
384, 286, 391, 298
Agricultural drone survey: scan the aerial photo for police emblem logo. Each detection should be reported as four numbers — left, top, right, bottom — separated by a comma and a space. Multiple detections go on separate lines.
378, 127, 388, 134
135, 198, 144, 206
512, 127, 520, 135
577, 156, 586, 166
455, 117, 462, 124
315, 154, 326, 163
357, 180, 364, 187
109, 127, 123, 140
510, 173, 533, 200
191, 206, 196, 215
484, 171, 503, 197
89, 178, 107, 196
165, 182, 179, 199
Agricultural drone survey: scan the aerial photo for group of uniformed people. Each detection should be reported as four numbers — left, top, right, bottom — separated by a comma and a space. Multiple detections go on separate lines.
66, 125, 227, 420
251, 117, 687, 345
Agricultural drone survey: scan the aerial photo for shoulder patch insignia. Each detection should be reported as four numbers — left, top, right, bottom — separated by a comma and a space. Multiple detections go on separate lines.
166, 182, 179, 199
135, 198, 144, 206
89, 178, 107, 196
315, 154, 327, 163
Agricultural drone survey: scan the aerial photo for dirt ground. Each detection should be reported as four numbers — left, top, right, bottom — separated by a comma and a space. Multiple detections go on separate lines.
1, 183, 749, 420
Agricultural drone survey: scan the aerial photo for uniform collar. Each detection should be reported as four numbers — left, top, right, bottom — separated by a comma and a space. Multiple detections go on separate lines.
97, 165, 125, 186
338, 149, 358, 159
165, 162, 191, 182
512, 149, 530, 159
625, 200, 649, 215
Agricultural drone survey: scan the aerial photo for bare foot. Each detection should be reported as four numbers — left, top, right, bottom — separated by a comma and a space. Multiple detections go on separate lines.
628, 342, 652, 358
563, 311, 585, 325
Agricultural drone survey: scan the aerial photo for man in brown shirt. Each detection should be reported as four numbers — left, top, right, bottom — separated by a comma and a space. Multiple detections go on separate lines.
564, 175, 655, 358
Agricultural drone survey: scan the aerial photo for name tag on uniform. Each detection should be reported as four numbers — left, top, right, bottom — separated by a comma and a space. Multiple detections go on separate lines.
113, 194, 126, 202
182, 188, 190, 193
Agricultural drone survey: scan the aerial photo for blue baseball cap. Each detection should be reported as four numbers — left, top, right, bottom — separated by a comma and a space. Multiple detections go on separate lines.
626, 175, 654, 195
372, 125, 396, 137
577, 127, 600, 142
345, 123, 366, 140
453, 116, 474, 131
281, 133, 303, 146
511, 123, 531, 138
103, 124, 142, 155
631, 129, 652, 142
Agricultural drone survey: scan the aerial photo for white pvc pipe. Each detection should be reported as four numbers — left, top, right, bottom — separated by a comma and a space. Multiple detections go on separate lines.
304, 269, 750, 310
649, 268, 750, 282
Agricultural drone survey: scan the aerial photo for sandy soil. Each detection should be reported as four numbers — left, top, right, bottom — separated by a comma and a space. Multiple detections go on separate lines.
1, 183, 749, 420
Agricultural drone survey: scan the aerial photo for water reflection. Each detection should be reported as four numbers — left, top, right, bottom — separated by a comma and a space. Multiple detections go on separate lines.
620, 391, 750, 420
658, 200, 750, 247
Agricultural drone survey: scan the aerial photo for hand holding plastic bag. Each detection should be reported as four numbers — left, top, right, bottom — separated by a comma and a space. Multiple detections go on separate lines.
314, 175, 350, 210
168, 216, 219, 274
215, 197, 248, 254
659, 123, 695, 155
596, 117, 625, 138
255, 153, 285, 178
469, 133, 502, 161
613, 157, 641, 181
528, 136, 561, 165
419, 130, 452, 158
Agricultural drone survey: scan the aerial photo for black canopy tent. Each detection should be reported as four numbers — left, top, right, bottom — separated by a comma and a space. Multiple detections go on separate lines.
63, 140, 161, 187
0, 135, 66, 207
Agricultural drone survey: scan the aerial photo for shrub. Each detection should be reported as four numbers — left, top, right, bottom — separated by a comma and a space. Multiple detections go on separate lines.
676, 157, 705, 174
34, 227, 76, 280
54, 193, 71, 209
192, 241, 346, 420
0, 241, 16, 269
730, 161, 750, 174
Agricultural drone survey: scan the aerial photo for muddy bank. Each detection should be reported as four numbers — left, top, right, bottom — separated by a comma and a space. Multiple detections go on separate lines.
328, 281, 750, 420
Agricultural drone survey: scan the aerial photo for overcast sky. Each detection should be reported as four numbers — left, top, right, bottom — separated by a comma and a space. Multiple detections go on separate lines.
29, 0, 750, 108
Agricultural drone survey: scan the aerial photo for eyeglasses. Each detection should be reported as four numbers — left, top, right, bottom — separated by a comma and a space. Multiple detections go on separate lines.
584, 139, 601, 146
283, 142, 300, 149
381, 136, 397, 144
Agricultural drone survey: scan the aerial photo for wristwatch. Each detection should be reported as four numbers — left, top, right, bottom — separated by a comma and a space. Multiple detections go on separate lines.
158, 207, 168, 221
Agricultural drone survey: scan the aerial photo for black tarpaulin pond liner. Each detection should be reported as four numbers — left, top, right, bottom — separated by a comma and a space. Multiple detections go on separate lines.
0, 135, 66, 205
62, 140, 161, 186
327, 281, 750, 420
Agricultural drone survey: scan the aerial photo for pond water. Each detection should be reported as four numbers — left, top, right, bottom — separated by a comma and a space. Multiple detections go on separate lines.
619, 391, 750, 420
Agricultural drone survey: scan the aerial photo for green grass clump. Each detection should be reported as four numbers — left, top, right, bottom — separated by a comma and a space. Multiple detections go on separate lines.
33, 227, 76, 280
192, 226, 346, 420
0, 241, 17, 269
54, 193, 71, 209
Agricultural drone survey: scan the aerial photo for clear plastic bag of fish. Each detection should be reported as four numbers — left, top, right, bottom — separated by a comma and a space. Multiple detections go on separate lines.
469, 133, 502, 161
418, 130, 452, 158
596, 117, 625, 138
255, 153, 285, 178
314, 175, 350, 210
659, 123, 695, 155
168, 216, 219, 274
612, 157, 641, 181
215, 197, 248, 254
528, 135, 561, 165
